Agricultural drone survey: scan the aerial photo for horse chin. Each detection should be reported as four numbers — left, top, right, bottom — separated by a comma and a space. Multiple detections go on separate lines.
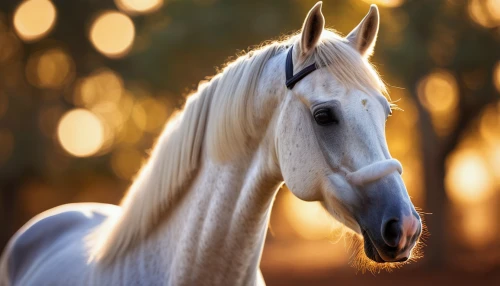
361, 230, 386, 263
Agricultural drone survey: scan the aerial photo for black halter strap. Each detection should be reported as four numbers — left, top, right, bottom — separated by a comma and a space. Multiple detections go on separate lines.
285, 46, 317, 89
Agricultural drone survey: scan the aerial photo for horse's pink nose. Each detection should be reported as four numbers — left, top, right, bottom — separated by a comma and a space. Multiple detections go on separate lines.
382, 214, 421, 251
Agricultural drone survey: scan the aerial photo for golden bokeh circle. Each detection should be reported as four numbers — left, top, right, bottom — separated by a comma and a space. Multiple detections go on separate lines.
26, 48, 75, 89
73, 69, 124, 107
419, 70, 459, 114
361, 0, 404, 8
445, 149, 494, 205
89, 11, 135, 58
115, 0, 164, 15
468, 0, 500, 28
13, 0, 57, 42
57, 109, 104, 157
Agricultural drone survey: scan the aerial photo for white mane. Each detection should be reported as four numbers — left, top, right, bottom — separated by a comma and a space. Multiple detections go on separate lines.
88, 30, 386, 263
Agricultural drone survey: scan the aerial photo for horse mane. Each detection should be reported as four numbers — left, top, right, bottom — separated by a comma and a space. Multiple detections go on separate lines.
88, 30, 386, 263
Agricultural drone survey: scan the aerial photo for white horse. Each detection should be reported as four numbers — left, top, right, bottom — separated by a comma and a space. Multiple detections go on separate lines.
0, 2, 423, 285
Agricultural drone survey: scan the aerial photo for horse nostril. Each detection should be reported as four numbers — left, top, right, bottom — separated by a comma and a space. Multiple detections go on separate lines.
382, 218, 401, 248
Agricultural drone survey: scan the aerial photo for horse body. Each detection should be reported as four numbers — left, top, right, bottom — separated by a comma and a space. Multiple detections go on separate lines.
2, 204, 113, 285
1, 2, 424, 285
2, 150, 278, 285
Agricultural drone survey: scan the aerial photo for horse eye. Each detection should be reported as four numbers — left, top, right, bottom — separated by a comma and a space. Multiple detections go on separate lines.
314, 108, 338, 126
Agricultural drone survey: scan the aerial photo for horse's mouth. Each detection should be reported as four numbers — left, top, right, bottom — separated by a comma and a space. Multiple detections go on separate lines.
362, 230, 385, 263
362, 230, 410, 264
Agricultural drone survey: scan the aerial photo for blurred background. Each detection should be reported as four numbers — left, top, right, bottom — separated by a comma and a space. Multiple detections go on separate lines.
0, 0, 499, 285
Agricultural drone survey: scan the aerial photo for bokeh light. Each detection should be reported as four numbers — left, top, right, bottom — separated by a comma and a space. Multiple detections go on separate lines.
26, 48, 75, 89
419, 70, 459, 114
90, 101, 124, 153
493, 61, 500, 93
417, 70, 459, 136
115, 0, 164, 15
468, 0, 500, 28
74, 69, 124, 108
478, 102, 500, 182
89, 11, 135, 58
488, 144, 500, 180
13, 0, 57, 42
361, 0, 404, 8
0, 24, 22, 63
57, 109, 104, 157
445, 148, 494, 205
281, 189, 339, 240
479, 102, 500, 146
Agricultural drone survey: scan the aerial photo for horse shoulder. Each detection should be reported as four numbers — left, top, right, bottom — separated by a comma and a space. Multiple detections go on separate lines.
4, 203, 119, 284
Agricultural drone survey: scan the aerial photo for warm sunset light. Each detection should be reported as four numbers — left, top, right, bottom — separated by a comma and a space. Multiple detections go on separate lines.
488, 145, 500, 180
479, 103, 500, 145
90, 102, 123, 153
282, 190, 338, 240
74, 69, 124, 108
89, 11, 135, 58
13, 0, 57, 42
445, 149, 494, 205
418, 70, 459, 135
2, 1, 500, 281
115, 0, 164, 14
362, 0, 404, 8
419, 71, 458, 114
468, 0, 500, 28
57, 109, 104, 157
26, 49, 74, 89
462, 206, 496, 248
72, 69, 130, 154
494, 61, 500, 93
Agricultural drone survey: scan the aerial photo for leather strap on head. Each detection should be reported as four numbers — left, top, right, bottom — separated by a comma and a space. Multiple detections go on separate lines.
285, 46, 318, 89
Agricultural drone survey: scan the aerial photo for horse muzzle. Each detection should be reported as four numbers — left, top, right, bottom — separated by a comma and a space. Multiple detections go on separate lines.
355, 171, 422, 263
342, 159, 422, 263
362, 214, 422, 263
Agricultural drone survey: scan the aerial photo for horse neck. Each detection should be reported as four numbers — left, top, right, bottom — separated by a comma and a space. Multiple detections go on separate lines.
150, 142, 281, 285
130, 50, 287, 285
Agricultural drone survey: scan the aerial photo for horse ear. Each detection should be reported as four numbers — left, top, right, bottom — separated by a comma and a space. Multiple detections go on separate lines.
300, 1, 325, 56
346, 4, 380, 58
